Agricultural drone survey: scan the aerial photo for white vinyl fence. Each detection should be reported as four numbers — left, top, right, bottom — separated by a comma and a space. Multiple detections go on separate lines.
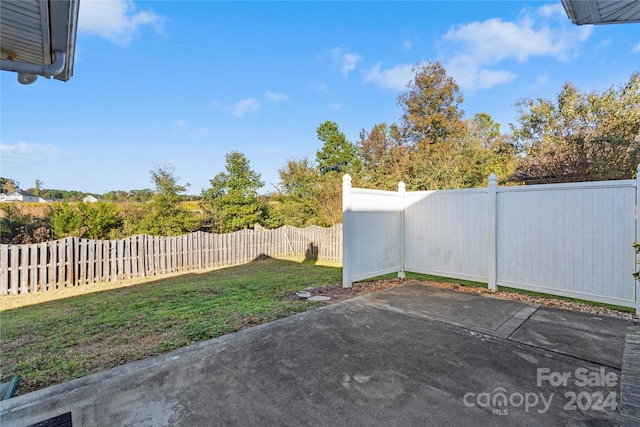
342, 175, 403, 283
343, 166, 640, 313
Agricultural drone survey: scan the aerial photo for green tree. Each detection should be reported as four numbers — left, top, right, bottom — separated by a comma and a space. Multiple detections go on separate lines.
128, 189, 154, 203
201, 151, 267, 232
458, 113, 517, 186
274, 158, 323, 227
312, 121, 362, 225
120, 202, 150, 237
511, 72, 640, 183
50, 203, 83, 238
0, 203, 22, 241
33, 179, 43, 196
103, 190, 130, 202
314, 174, 343, 225
78, 202, 123, 239
0, 177, 18, 193
38, 189, 85, 202
136, 164, 197, 235
358, 123, 410, 190
315, 121, 361, 175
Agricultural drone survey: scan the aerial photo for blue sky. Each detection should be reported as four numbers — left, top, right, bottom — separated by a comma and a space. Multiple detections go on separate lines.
1, 0, 638, 195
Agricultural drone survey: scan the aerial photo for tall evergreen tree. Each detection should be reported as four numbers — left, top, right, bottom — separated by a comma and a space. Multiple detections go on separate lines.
201, 151, 266, 232
136, 164, 197, 235
315, 120, 361, 175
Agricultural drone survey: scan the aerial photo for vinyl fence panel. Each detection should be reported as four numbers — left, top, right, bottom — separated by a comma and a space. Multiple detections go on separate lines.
496, 180, 636, 307
404, 189, 488, 283
342, 175, 403, 286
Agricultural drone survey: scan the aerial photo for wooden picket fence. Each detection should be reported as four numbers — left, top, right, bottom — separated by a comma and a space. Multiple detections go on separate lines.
0, 225, 342, 295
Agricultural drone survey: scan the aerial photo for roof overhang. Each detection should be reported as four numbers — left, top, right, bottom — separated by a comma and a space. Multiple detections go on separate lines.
562, 0, 640, 25
0, 0, 80, 83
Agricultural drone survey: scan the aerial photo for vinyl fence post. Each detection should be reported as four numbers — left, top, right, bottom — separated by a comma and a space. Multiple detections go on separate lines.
398, 181, 406, 279
636, 164, 639, 315
488, 174, 498, 291
342, 174, 353, 288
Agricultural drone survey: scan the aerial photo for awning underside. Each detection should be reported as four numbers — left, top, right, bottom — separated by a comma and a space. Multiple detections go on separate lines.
562, 0, 640, 25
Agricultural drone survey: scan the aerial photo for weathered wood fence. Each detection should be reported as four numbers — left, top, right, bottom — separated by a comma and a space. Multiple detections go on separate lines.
0, 225, 342, 295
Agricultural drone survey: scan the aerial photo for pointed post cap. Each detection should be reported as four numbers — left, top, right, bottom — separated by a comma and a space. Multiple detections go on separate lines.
342, 174, 352, 183
398, 181, 406, 192
488, 173, 498, 186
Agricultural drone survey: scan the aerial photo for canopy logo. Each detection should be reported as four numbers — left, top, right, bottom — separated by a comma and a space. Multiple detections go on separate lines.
462, 367, 619, 416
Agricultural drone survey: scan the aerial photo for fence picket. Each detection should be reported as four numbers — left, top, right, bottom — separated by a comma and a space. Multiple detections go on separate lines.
79, 239, 88, 285
0, 245, 7, 294
124, 237, 131, 280
102, 241, 109, 282
10, 246, 19, 295
19, 245, 29, 294
29, 245, 38, 293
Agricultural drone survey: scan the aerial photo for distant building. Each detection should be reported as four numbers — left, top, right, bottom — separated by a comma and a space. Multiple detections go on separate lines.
0, 193, 7, 202
82, 195, 98, 203
4, 190, 41, 203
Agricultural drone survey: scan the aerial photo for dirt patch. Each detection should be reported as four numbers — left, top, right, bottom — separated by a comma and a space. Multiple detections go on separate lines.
303, 278, 640, 322
301, 279, 407, 303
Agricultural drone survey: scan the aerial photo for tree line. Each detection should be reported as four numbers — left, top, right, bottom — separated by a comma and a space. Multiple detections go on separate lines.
1, 63, 638, 244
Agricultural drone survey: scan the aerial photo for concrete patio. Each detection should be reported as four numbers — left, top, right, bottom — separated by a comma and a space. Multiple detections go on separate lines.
1, 282, 638, 426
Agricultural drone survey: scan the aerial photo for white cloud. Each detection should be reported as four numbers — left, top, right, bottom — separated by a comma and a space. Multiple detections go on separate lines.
633, 42, 640, 53
536, 3, 565, 18
363, 62, 414, 91
341, 53, 361, 76
0, 142, 60, 163
330, 48, 362, 77
329, 102, 342, 111
231, 98, 260, 118
402, 40, 412, 50
265, 92, 288, 103
440, 4, 594, 91
445, 55, 517, 90
175, 120, 188, 127
79, 0, 162, 45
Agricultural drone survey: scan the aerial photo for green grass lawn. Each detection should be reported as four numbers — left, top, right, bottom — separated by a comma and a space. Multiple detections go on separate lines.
0, 258, 341, 395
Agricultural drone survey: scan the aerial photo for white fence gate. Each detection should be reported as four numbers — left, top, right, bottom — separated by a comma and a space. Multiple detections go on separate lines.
343, 166, 640, 313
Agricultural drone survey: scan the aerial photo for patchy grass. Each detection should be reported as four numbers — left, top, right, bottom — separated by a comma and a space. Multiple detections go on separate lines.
362, 272, 634, 313
0, 258, 341, 395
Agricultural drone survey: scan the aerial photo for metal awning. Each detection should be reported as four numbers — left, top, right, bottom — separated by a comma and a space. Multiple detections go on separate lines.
562, 0, 640, 25
0, 0, 80, 83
